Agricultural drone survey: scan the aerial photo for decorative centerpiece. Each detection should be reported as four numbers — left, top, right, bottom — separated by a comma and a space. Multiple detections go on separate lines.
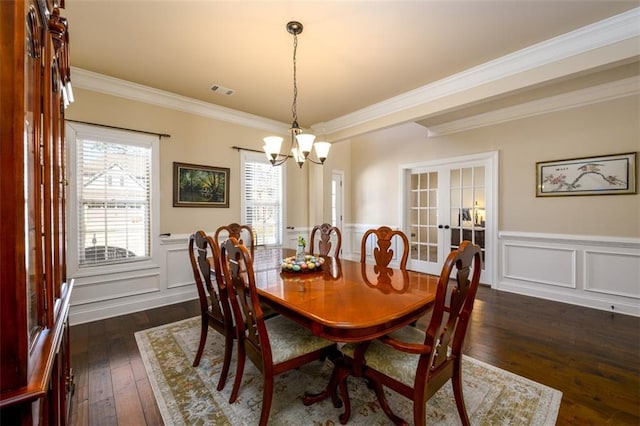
281, 254, 325, 273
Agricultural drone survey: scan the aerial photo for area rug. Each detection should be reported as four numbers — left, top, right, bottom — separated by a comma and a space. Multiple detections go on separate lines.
135, 317, 562, 425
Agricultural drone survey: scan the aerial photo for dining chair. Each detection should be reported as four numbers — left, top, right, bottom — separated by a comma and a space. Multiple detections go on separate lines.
220, 237, 338, 426
214, 223, 256, 258
339, 240, 482, 426
360, 226, 410, 270
188, 231, 235, 391
310, 223, 342, 258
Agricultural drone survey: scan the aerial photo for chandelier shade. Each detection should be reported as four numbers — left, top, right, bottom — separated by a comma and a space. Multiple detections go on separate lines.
263, 21, 331, 168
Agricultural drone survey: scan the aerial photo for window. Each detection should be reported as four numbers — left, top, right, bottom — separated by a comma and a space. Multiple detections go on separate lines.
241, 151, 284, 246
66, 122, 159, 269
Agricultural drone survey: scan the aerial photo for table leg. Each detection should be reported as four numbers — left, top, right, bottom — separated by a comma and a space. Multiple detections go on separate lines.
302, 348, 344, 409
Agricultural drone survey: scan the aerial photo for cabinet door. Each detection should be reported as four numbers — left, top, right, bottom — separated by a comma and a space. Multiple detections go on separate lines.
25, 0, 47, 347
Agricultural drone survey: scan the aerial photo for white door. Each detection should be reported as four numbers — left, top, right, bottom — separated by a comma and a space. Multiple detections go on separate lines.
331, 171, 344, 255
402, 152, 497, 285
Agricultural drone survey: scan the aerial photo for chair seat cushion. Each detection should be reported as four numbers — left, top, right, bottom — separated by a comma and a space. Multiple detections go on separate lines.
266, 315, 334, 364
342, 325, 426, 387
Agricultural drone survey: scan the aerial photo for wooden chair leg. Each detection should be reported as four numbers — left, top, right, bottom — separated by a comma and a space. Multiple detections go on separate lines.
192, 318, 208, 367
413, 396, 426, 426
371, 379, 407, 426
229, 343, 245, 404
217, 332, 234, 391
259, 374, 274, 426
337, 367, 352, 425
452, 364, 470, 426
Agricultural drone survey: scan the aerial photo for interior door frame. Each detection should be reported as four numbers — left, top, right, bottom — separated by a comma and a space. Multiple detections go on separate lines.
331, 170, 344, 230
399, 151, 499, 287
331, 170, 344, 256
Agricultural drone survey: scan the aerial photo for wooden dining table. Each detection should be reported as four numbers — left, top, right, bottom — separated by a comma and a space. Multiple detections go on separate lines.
214, 246, 439, 417
250, 248, 439, 343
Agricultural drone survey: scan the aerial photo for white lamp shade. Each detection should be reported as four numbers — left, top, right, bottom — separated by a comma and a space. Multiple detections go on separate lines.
296, 133, 316, 154
263, 136, 284, 157
313, 141, 331, 160
291, 147, 305, 165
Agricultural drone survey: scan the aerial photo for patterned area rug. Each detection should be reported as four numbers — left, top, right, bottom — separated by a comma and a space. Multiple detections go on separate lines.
135, 317, 562, 425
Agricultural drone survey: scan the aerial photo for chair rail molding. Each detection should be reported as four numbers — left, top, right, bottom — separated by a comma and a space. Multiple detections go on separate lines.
69, 233, 198, 325
69, 228, 639, 324
498, 231, 640, 317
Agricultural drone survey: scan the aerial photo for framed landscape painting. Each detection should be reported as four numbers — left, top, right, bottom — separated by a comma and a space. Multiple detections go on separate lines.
536, 152, 637, 197
173, 162, 230, 207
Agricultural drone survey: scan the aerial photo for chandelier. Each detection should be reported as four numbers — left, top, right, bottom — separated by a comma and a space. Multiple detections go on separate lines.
263, 21, 331, 168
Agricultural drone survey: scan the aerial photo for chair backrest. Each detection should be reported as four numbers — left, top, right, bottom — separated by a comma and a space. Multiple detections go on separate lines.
360, 226, 409, 269
360, 262, 410, 294
215, 223, 256, 258
188, 231, 232, 330
420, 240, 482, 397
323, 256, 343, 280
220, 237, 272, 368
309, 223, 342, 258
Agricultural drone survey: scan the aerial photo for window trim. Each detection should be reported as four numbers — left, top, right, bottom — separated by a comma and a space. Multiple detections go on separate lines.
240, 150, 286, 247
65, 122, 160, 277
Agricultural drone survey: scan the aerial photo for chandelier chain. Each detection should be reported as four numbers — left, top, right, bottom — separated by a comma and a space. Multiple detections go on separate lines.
291, 32, 298, 126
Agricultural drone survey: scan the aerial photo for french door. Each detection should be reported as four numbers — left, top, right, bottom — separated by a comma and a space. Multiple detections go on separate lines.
402, 152, 497, 285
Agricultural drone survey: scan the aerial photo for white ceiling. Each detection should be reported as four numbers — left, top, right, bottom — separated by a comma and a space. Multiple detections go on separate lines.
65, 1, 639, 135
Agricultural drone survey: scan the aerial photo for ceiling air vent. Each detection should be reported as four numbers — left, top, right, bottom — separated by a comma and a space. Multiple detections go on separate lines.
210, 84, 235, 96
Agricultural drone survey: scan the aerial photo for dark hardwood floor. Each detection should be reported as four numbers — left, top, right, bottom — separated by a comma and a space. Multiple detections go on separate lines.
69, 285, 640, 425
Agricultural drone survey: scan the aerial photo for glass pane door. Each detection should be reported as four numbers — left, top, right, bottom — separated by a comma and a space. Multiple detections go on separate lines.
449, 166, 486, 268
409, 171, 439, 271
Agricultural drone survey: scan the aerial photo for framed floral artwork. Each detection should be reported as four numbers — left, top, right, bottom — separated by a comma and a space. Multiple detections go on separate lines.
536, 152, 637, 197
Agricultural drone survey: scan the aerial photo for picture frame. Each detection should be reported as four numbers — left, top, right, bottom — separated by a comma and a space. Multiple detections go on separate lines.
536, 152, 637, 197
173, 162, 230, 207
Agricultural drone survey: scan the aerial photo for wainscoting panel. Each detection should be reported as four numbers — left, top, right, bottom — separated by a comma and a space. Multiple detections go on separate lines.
584, 249, 640, 299
502, 243, 576, 288
69, 228, 639, 324
499, 232, 640, 317
69, 234, 198, 325
166, 244, 194, 289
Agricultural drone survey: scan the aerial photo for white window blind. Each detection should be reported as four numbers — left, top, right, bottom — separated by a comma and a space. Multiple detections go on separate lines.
74, 130, 153, 266
241, 152, 283, 246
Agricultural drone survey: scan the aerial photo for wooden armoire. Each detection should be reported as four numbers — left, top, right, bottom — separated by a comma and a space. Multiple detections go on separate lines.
0, 0, 74, 424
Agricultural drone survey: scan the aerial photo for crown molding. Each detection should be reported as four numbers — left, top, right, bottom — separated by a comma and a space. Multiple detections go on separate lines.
314, 7, 640, 136
71, 67, 290, 134
71, 8, 639, 140
426, 76, 640, 137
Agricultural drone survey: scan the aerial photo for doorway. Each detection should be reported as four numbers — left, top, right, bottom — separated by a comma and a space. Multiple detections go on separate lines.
401, 152, 497, 285
331, 171, 344, 255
